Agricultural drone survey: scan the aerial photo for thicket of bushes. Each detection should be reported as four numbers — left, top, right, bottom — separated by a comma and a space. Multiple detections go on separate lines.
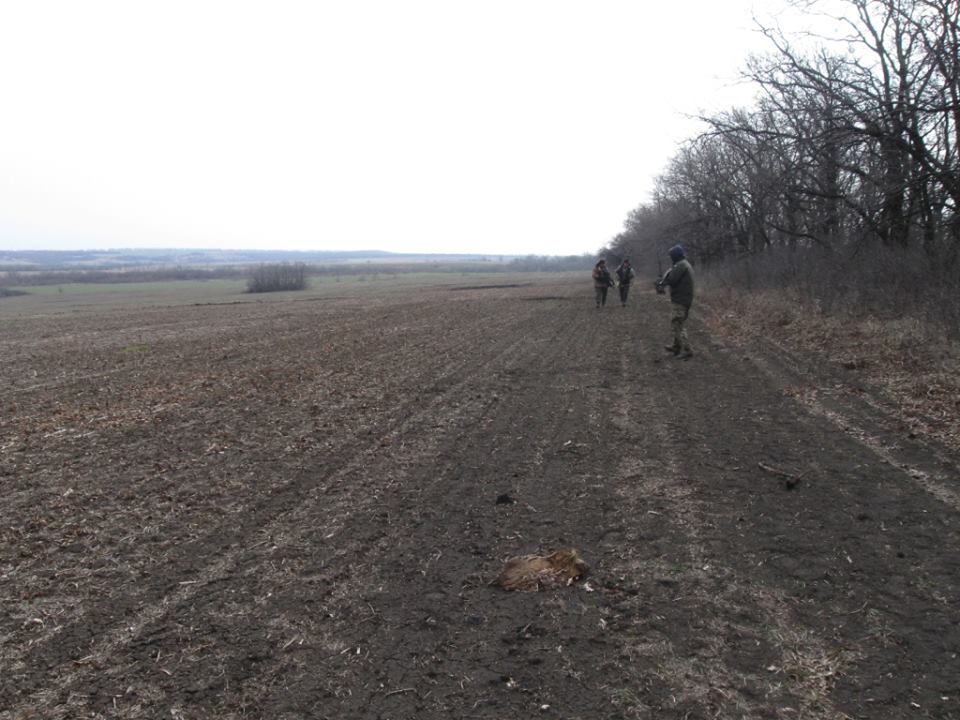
705, 245, 960, 336
246, 263, 309, 293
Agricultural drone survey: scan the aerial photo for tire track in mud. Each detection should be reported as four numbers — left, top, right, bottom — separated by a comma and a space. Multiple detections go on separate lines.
608, 341, 859, 719
289, 297, 628, 719
802, 396, 960, 511
639, 320, 960, 718
0, 297, 555, 716
746, 338, 960, 513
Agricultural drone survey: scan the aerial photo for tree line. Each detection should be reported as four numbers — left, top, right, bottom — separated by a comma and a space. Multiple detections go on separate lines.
0, 255, 593, 294
607, 0, 959, 328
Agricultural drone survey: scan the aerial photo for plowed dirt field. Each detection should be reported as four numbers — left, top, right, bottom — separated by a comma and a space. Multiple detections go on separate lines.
2, 274, 958, 719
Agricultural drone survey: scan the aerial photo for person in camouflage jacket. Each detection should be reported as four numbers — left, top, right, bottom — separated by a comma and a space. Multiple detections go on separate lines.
656, 245, 694, 358
592, 259, 614, 308
615, 258, 635, 307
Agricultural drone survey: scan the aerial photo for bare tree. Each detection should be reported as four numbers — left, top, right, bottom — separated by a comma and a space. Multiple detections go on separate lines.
605, 0, 959, 328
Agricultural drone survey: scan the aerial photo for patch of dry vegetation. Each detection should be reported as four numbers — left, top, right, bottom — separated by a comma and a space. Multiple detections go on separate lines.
701, 285, 960, 451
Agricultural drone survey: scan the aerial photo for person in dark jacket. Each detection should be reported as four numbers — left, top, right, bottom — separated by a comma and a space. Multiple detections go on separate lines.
615, 258, 635, 306
656, 245, 695, 358
592, 260, 614, 308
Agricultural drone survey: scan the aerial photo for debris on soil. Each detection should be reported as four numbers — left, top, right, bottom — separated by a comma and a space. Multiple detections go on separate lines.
495, 549, 589, 591
495, 493, 516, 505
758, 461, 807, 490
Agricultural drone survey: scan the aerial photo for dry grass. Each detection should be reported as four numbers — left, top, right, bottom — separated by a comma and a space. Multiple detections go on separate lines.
770, 625, 861, 718
701, 285, 960, 452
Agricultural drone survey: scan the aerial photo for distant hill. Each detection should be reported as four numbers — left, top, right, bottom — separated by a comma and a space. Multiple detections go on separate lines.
0, 248, 516, 269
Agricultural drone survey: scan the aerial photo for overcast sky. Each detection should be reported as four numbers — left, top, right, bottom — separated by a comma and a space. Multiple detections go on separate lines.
0, 1, 794, 256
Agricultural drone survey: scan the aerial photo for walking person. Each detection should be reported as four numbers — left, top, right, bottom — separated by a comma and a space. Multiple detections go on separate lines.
656, 245, 695, 359
615, 258, 635, 306
592, 259, 614, 308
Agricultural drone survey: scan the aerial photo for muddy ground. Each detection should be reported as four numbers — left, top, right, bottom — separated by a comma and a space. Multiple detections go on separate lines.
1, 275, 958, 719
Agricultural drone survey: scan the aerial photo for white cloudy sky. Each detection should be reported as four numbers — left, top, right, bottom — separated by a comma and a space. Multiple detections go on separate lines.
0, 1, 794, 256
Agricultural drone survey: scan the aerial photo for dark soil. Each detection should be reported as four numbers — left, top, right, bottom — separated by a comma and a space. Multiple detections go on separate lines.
1, 277, 958, 719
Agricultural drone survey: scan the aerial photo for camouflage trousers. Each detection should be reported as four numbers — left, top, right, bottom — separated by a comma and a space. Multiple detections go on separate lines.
670, 303, 691, 351
595, 286, 609, 307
